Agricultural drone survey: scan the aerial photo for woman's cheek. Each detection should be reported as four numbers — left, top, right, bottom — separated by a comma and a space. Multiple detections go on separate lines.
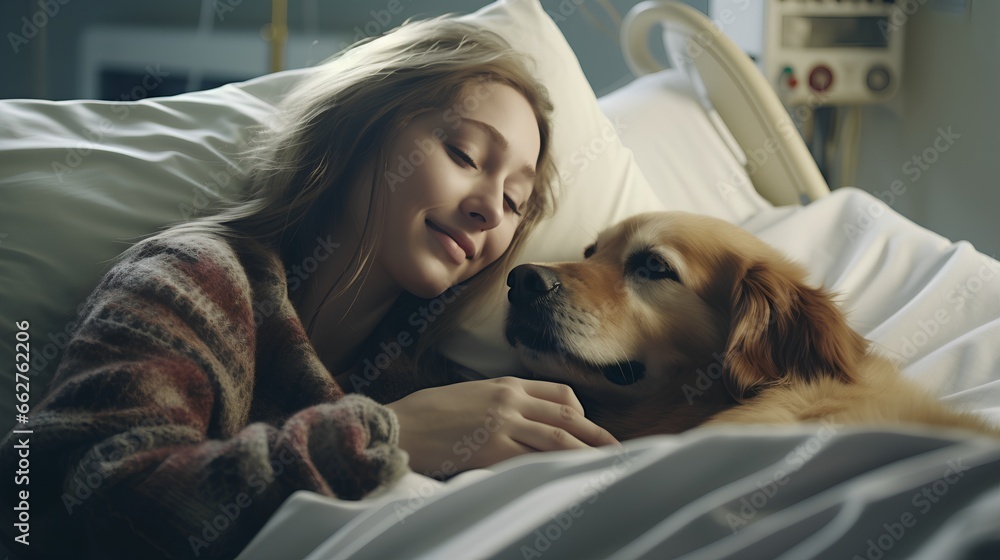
504, 222, 518, 250
491, 226, 516, 262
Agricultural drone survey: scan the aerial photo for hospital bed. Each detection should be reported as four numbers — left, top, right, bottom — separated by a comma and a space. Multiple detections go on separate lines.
1, 1, 999, 559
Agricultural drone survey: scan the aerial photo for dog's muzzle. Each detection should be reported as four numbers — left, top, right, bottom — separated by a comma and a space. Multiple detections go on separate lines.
505, 265, 647, 387
504, 264, 563, 351
507, 264, 561, 306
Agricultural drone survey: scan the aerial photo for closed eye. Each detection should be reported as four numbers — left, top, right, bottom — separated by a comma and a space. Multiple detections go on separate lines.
625, 249, 680, 282
449, 144, 522, 217
504, 194, 523, 217
447, 144, 478, 170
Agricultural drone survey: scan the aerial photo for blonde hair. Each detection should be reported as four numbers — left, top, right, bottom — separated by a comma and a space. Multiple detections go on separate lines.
164, 15, 558, 375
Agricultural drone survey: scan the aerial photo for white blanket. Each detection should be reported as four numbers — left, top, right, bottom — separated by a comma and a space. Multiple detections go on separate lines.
236, 188, 1000, 560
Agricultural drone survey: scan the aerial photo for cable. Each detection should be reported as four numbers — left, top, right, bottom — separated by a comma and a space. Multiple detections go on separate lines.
269, 0, 288, 73
838, 106, 862, 188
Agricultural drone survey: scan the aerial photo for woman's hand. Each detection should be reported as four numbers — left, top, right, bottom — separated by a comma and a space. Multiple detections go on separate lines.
385, 377, 619, 477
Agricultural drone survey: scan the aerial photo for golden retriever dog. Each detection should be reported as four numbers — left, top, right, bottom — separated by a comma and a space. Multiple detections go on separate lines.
504, 211, 1000, 441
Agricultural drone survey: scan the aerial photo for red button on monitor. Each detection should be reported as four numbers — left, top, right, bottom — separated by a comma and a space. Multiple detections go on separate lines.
808, 65, 833, 92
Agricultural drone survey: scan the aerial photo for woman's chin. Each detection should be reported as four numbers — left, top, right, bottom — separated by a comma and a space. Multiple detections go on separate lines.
401, 271, 455, 300
396, 255, 475, 299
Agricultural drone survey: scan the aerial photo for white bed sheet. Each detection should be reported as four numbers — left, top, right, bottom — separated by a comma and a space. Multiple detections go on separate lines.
236, 188, 1000, 560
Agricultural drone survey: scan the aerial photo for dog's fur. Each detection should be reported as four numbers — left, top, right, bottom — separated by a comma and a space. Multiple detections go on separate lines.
504, 211, 1000, 441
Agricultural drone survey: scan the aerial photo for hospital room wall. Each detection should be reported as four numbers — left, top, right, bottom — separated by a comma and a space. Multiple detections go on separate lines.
852, 1, 1000, 258
0, 0, 704, 101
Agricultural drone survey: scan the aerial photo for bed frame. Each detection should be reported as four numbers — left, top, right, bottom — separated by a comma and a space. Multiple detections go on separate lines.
621, 0, 830, 206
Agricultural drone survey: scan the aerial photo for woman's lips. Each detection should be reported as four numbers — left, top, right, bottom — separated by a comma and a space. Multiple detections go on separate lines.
427, 220, 467, 265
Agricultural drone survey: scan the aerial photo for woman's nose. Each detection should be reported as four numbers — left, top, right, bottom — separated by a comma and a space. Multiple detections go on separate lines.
462, 187, 504, 230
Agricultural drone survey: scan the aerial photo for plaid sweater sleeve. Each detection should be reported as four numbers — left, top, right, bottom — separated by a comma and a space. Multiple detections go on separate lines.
0, 232, 410, 560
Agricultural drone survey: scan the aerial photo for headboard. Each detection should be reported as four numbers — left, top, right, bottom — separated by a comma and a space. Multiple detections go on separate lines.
620, 0, 830, 206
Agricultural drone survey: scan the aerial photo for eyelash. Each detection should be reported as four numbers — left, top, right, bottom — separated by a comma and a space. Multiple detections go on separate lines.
448, 144, 478, 170
447, 144, 523, 217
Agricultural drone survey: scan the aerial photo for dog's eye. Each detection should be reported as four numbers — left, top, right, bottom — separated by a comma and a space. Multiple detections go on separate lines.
583, 244, 596, 259
626, 250, 679, 282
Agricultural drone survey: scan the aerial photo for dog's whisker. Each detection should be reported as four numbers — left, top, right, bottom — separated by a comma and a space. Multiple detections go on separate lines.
605, 328, 635, 383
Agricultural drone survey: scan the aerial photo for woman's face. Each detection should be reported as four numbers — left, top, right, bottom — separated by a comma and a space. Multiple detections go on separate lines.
377, 82, 541, 298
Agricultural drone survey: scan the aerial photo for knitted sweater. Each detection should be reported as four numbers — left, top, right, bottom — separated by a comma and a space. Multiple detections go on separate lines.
0, 231, 437, 560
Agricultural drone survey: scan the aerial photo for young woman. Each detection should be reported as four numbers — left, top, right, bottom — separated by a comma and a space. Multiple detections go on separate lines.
0, 15, 616, 560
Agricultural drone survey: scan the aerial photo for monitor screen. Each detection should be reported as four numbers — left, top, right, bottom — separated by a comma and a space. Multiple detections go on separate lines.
781, 16, 890, 49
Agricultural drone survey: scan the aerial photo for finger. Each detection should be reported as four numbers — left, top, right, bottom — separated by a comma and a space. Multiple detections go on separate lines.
512, 378, 586, 416
508, 417, 591, 453
493, 436, 539, 460
521, 400, 620, 448
465, 435, 538, 470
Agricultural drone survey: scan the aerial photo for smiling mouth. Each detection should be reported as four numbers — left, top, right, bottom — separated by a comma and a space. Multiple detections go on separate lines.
426, 219, 469, 264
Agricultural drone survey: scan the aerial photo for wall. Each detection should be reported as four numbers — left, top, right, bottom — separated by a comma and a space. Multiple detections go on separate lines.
852, 0, 999, 257
1, 0, 706, 101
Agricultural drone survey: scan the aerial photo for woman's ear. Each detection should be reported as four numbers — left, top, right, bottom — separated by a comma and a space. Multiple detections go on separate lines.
723, 262, 867, 401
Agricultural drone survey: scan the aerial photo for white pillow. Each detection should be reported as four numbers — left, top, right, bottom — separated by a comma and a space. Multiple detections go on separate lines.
0, 0, 668, 430
0, 74, 309, 433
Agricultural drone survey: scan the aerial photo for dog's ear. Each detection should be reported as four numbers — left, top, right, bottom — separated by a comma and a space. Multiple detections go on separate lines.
723, 262, 867, 400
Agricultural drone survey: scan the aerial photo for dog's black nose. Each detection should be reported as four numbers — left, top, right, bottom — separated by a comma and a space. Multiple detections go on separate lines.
507, 264, 560, 305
